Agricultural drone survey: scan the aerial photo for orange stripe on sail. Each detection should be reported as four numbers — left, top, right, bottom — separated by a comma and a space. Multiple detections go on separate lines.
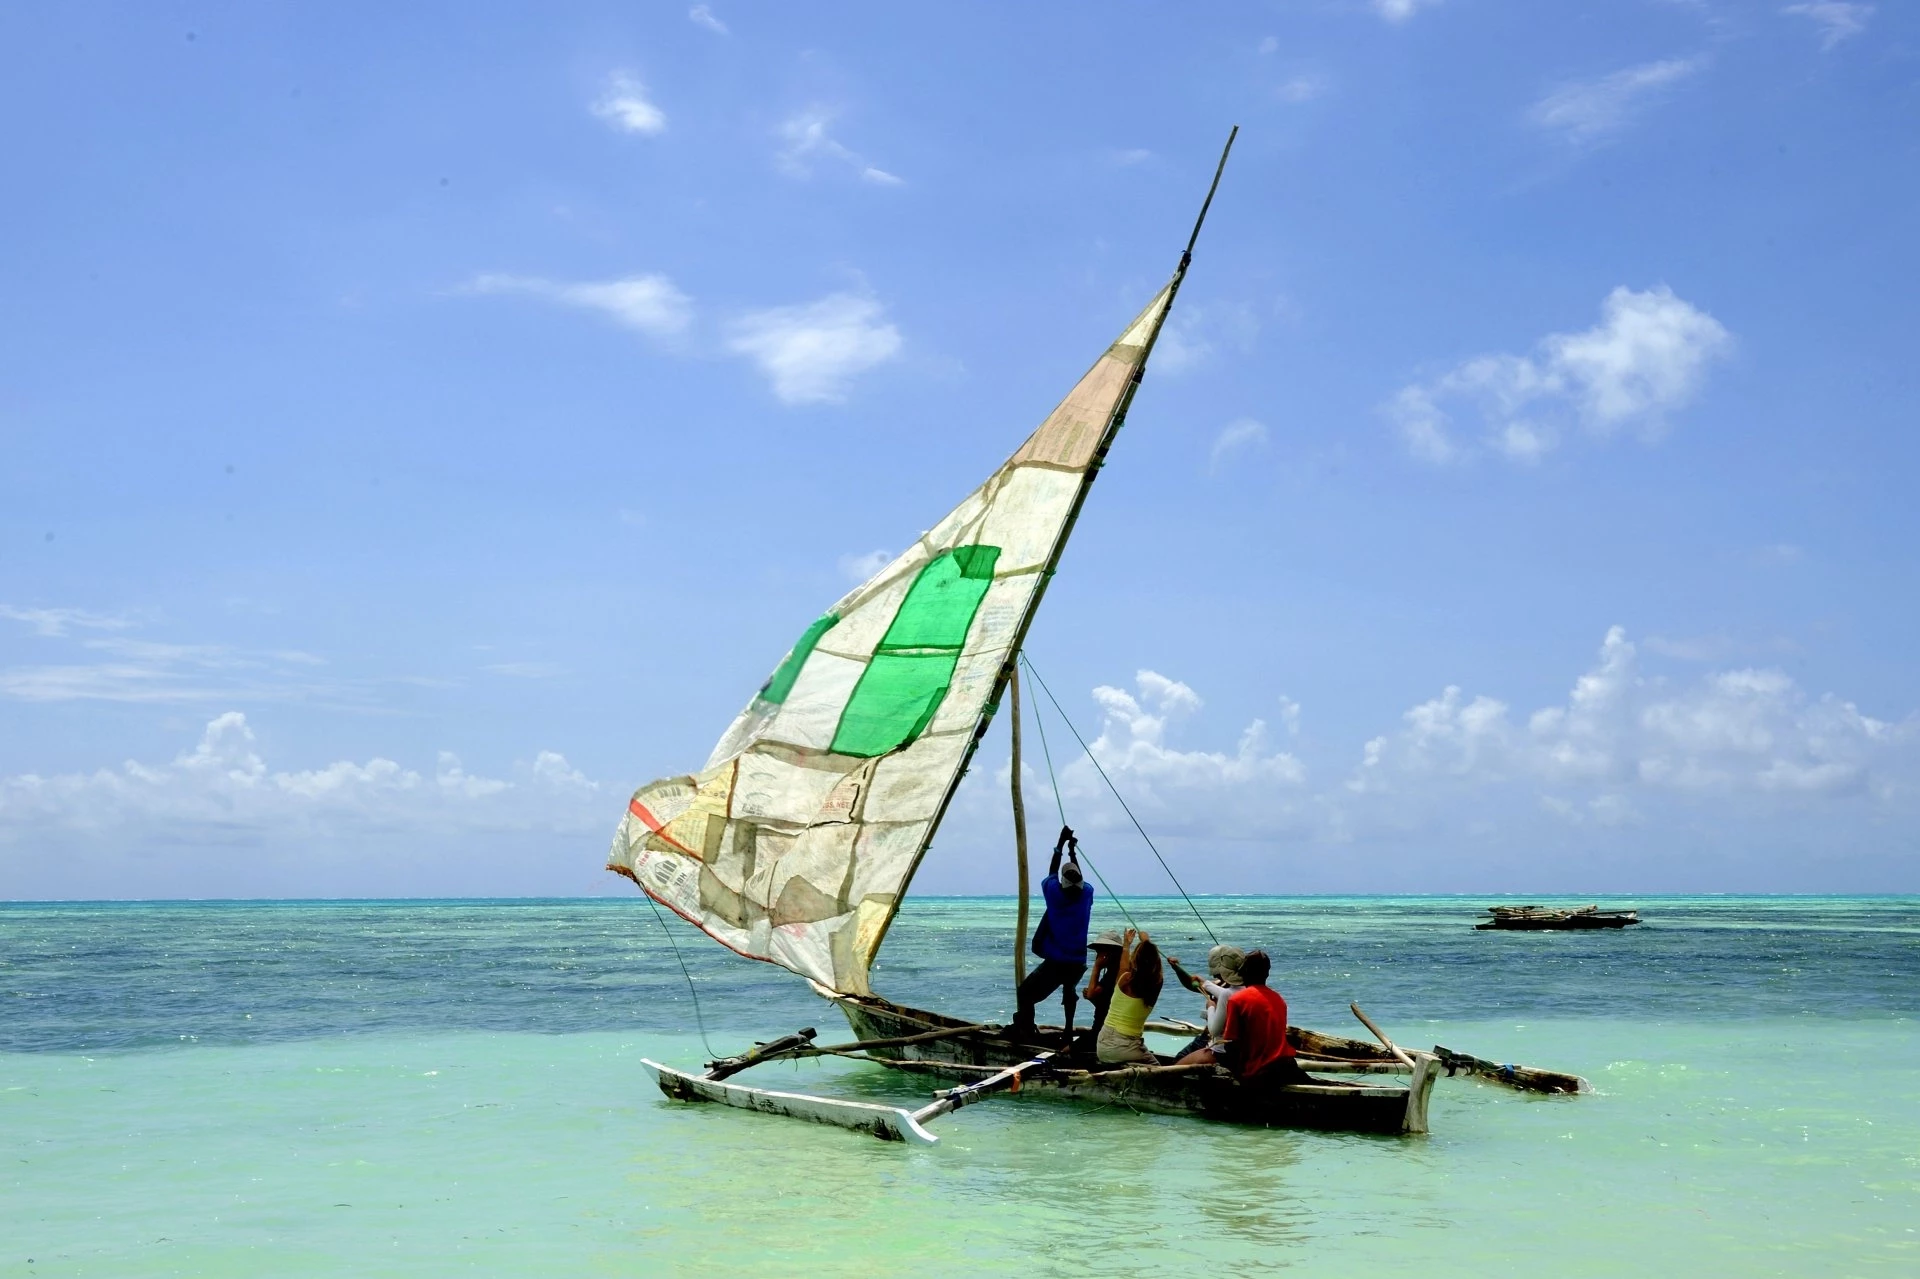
628, 797, 698, 856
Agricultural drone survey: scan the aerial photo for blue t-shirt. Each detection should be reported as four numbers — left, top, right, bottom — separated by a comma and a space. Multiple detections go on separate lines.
1031, 873, 1094, 964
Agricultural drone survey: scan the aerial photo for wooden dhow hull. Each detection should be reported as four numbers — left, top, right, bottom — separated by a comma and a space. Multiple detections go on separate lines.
827, 992, 1438, 1136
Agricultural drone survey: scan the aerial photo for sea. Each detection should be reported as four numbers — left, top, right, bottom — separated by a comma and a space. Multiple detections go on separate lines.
3, 895, 1916, 1277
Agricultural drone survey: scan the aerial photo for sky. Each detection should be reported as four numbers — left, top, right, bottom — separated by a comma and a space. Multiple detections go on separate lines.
2, 1, 1917, 900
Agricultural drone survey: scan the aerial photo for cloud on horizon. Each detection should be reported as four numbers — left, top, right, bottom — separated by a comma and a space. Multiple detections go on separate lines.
0, 712, 600, 847
7, 637, 1915, 896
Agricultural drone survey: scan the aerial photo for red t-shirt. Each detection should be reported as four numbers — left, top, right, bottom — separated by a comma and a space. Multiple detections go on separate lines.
1220, 984, 1294, 1078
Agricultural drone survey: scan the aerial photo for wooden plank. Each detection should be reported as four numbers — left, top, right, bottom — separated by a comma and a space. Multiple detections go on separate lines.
641, 1059, 939, 1145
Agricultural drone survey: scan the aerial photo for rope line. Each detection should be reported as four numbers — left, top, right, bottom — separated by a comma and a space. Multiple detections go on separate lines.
1020, 652, 1219, 946
1022, 658, 1139, 932
644, 891, 721, 1059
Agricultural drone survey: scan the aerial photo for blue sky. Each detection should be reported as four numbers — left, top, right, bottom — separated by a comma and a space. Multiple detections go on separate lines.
3, 1, 1916, 899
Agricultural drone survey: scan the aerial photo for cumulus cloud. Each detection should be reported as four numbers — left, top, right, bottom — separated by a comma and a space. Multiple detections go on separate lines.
1529, 57, 1707, 145
592, 72, 666, 135
1029, 672, 1306, 839
1351, 627, 1911, 802
1783, 3, 1872, 49
727, 293, 902, 404
467, 273, 692, 340
1374, 0, 1441, 21
1390, 285, 1732, 464
0, 712, 600, 844
1210, 418, 1269, 472
776, 107, 902, 185
688, 4, 729, 35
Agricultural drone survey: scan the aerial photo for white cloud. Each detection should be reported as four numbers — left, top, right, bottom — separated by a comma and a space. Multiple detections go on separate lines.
1390, 285, 1732, 464
592, 72, 666, 135
688, 4, 729, 35
1783, 3, 1872, 49
1209, 418, 1269, 472
0, 713, 600, 846
1109, 148, 1154, 166
1529, 57, 1707, 145
727, 293, 902, 404
1373, 0, 1441, 21
1258, 36, 1280, 54
0, 605, 137, 638
1276, 75, 1327, 103
838, 549, 893, 582
776, 107, 902, 185
1351, 627, 1910, 801
1036, 672, 1306, 838
467, 273, 692, 340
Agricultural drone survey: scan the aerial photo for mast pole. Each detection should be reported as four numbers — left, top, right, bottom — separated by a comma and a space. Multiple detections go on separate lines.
1009, 665, 1030, 987
1183, 125, 1237, 264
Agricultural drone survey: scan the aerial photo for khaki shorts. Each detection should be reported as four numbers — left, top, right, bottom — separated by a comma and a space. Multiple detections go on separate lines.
1095, 1025, 1157, 1064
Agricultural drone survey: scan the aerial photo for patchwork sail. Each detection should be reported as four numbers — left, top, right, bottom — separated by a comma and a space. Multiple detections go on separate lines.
608, 281, 1179, 994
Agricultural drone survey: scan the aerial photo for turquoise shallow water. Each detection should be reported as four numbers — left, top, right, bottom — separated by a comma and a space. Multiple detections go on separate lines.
3, 896, 1917, 1276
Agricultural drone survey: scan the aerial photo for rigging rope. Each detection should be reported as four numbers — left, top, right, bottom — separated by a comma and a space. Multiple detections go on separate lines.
1022, 658, 1139, 932
1020, 652, 1219, 946
644, 892, 721, 1060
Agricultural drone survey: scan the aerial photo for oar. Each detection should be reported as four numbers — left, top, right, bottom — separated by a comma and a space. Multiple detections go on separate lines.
1350, 1002, 1416, 1068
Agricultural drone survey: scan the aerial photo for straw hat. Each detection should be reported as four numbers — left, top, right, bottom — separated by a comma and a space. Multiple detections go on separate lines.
1087, 929, 1125, 952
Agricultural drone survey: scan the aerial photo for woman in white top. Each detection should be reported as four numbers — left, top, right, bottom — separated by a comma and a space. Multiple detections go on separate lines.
1166, 944, 1244, 1059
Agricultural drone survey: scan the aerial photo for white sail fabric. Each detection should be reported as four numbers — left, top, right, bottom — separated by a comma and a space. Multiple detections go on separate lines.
608, 283, 1173, 993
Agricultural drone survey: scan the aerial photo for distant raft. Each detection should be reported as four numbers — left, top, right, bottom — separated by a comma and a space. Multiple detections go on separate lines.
1476, 905, 1641, 931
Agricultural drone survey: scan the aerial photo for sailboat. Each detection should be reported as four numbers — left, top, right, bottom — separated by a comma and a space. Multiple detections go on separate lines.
609, 131, 1584, 1144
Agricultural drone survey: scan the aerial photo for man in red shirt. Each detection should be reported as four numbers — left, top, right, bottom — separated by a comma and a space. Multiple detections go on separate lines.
1174, 950, 1315, 1084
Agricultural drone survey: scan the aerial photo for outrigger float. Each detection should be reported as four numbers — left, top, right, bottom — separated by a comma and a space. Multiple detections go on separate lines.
613, 130, 1588, 1145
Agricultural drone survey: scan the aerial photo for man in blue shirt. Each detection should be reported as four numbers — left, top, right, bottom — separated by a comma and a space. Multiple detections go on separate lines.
1011, 826, 1096, 1044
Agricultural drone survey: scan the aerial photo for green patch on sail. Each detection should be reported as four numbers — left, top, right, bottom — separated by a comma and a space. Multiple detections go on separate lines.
831, 546, 1001, 757
761, 613, 839, 705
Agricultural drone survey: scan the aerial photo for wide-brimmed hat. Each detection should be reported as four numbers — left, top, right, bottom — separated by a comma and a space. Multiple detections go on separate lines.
1207, 944, 1246, 982
1087, 929, 1124, 951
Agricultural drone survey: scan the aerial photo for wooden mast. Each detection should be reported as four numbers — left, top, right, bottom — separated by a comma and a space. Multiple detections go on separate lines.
1009, 665, 1030, 985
